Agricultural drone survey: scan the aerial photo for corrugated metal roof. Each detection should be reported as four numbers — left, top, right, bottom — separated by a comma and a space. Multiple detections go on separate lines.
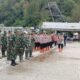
42, 22, 80, 31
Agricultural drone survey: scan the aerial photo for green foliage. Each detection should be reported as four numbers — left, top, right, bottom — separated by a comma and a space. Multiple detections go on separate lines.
71, 4, 80, 22
0, 0, 80, 27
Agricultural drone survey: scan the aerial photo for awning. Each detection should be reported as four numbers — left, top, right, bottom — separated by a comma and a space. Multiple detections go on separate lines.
41, 22, 80, 31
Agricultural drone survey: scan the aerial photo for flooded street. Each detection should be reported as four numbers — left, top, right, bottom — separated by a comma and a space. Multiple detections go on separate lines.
0, 42, 80, 80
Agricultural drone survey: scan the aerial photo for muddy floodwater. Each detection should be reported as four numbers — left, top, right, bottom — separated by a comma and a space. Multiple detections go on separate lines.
0, 42, 80, 80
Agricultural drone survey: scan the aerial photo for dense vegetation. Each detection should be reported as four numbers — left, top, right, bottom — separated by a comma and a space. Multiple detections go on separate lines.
0, 0, 80, 27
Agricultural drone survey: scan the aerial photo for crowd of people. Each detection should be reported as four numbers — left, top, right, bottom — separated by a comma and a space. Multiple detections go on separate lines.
0, 30, 35, 66
0, 30, 67, 66
33, 32, 67, 52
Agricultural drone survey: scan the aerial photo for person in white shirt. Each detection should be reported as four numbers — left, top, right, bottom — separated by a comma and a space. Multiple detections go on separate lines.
57, 33, 64, 52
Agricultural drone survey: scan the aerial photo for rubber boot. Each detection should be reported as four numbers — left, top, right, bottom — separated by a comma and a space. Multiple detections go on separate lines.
2, 51, 6, 57
14, 60, 18, 65
29, 50, 32, 57
11, 60, 15, 66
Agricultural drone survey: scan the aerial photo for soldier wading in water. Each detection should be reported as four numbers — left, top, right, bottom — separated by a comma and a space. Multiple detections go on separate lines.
24, 32, 35, 59
15, 30, 25, 62
7, 31, 18, 66
1, 31, 7, 57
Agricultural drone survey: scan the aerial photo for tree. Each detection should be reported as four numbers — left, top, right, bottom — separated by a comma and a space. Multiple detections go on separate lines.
0, 0, 80, 27
71, 5, 80, 22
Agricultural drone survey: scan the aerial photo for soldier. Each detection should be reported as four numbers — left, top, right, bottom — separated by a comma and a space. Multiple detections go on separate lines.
24, 32, 29, 59
15, 30, 25, 62
20, 32, 25, 60
7, 31, 13, 60
28, 33, 35, 57
1, 31, 7, 57
7, 31, 17, 66
25, 32, 35, 59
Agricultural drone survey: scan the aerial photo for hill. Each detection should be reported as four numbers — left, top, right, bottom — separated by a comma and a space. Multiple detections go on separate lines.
0, 0, 80, 27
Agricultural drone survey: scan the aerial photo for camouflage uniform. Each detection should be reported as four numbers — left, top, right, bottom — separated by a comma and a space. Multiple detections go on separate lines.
24, 35, 29, 59
15, 33, 25, 62
1, 31, 7, 57
7, 32, 17, 66
7, 33, 12, 60
25, 34, 35, 59
7, 33, 16, 60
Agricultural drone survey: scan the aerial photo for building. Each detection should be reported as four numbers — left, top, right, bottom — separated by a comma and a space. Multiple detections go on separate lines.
42, 22, 80, 31
41, 22, 80, 40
